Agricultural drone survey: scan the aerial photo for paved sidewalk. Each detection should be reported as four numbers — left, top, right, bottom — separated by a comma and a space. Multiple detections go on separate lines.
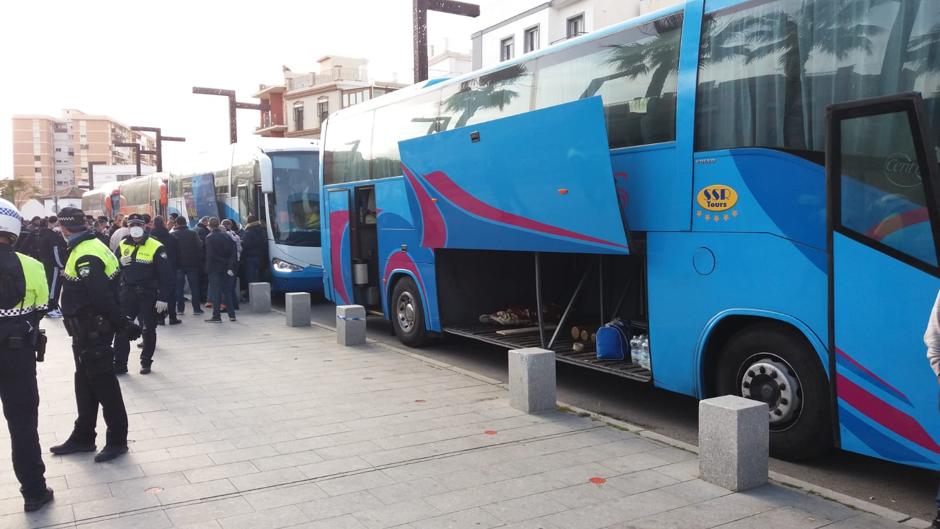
0, 309, 917, 528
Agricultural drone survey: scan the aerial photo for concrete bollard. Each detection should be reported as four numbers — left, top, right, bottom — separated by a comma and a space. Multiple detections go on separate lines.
249, 282, 271, 313
699, 395, 768, 491
285, 292, 311, 327
508, 348, 556, 413
336, 305, 366, 346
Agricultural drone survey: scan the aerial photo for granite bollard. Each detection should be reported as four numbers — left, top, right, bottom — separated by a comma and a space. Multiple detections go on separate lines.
285, 292, 311, 327
699, 395, 768, 491
248, 282, 271, 313
508, 348, 556, 413
336, 305, 366, 346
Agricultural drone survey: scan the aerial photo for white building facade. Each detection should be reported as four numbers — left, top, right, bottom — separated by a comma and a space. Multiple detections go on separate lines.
471, 0, 681, 70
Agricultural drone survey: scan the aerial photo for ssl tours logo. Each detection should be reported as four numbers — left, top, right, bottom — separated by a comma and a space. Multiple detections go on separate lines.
696, 184, 740, 223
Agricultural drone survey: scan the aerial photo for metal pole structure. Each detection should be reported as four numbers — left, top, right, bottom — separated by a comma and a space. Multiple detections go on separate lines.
413, 0, 480, 83
87, 161, 106, 190
192, 87, 269, 144
114, 142, 141, 177
131, 126, 186, 172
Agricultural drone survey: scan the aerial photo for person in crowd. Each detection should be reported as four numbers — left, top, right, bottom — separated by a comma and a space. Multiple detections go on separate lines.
241, 215, 267, 289
52, 207, 140, 463
35, 216, 68, 319
221, 219, 242, 311
0, 199, 55, 512
113, 214, 174, 375
108, 214, 124, 237
195, 216, 211, 307
168, 212, 179, 227
171, 216, 203, 315
149, 216, 181, 325
925, 292, 940, 529
109, 217, 129, 252
204, 217, 236, 323
94, 219, 110, 246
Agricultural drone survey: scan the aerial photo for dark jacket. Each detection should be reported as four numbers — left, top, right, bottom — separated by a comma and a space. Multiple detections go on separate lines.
149, 226, 179, 271
241, 222, 267, 259
204, 228, 236, 274
195, 222, 210, 242
36, 227, 67, 270
171, 226, 203, 270
115, 235, 176, 303
60, 231, 124, 328
0, 245, 44, 342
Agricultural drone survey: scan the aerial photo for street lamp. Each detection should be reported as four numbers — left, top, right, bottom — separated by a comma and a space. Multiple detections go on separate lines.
130, 126, 186, 172
192, 87, 270, 144
413, 0, 480, 83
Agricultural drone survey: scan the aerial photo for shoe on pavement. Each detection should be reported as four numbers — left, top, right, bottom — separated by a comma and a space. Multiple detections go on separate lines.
114, 364, 128, 374
229, 314, 237, 322
136, 341, 144, 349
50, 439, 96, 455
193, 310, 205, 315
94, 445, 128, 463
205, 303, 213, 309
46, 309, 62, 319
205, 317, 222, 323
23, 487, 54, 512
169, 318, 182, 325
140, 366, 151, 375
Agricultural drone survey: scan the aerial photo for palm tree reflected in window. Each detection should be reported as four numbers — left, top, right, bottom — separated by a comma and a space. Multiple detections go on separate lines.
440, 64, 532, 130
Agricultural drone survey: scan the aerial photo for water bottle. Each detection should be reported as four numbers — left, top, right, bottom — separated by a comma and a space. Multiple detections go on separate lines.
630, 335, 642, 366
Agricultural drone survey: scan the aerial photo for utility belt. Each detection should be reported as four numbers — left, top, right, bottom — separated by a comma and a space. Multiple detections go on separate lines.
0, 329, 46, 362
63, 312, 114, 344
121, 282, 157, 295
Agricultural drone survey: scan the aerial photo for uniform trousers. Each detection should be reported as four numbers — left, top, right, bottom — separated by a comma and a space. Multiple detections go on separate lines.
70, 333, 127, 447
0, 342, 46, 498
114, 286, 157, 368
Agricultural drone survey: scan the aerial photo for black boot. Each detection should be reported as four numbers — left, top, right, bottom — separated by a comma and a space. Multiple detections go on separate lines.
169, 316, 182, 325
50, 439, 96, 455
23, 487, 54, 512
931, 510, 940, 529
94, 445, 128, 463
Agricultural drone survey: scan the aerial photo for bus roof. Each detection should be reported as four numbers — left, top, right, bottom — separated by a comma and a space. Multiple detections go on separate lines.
326, 1, 685, 122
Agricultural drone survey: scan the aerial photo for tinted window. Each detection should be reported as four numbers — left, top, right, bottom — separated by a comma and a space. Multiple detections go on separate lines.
372, 89, 444, 179
536, 14, 682, 148
323, 110, 374, 184
697, 0, 940, 153
439, 63, 535, 130
270, 152, 321, 247
840, 110, 936, 266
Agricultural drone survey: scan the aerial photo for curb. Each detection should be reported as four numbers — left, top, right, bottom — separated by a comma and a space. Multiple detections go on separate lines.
301, 310, 929, 527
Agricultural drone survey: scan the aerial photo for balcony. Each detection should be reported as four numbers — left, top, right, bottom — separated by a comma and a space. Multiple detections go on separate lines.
286, 68, 365, 91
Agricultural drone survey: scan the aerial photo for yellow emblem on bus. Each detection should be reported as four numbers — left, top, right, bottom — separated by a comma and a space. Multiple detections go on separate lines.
697, 185, 738, 212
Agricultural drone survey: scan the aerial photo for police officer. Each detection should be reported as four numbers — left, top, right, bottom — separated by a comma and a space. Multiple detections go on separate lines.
0, 199, 54, 511
114, 214, 173, 375
51, 207, 140, 463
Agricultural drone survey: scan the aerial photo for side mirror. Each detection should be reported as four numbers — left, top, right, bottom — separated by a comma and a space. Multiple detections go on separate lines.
260, 154, 274, 194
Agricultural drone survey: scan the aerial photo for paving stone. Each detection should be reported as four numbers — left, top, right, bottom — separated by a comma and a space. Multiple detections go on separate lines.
351, 498, 442, 529
228, 467, 307, 492
75, 510, 173, 529
243, 482, 328, 511
72, 491, 161, 519
156, 478, 238, 505
298, 490, 386, 521
715, 505, 836, 529
368, 477, 442, 505
296, 514, 368, 529
184, 461, 260, 483
166, 496, 255, 526
482, 494, 568, 523
218, 504, 308, 529
318, 470, 396, 496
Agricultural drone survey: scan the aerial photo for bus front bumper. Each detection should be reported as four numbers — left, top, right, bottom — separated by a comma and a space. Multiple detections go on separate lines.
271, 266, 324, 294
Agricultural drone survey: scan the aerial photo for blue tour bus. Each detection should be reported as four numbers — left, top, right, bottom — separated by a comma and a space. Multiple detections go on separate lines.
319, 0, 940, 467
168, 138, 322, 293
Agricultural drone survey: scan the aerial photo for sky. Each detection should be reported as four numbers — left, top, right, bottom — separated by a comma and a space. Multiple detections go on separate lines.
0, 0, 538, 177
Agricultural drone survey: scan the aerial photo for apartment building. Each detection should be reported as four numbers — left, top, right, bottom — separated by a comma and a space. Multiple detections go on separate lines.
11, 110, 156, 201
255, 56, 407, 139
471, 0, 681, 69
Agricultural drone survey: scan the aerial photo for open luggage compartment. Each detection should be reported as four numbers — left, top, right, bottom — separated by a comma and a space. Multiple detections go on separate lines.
436, 246, 652, 382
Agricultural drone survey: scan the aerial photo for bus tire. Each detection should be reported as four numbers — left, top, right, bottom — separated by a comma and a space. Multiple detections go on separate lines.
391, 276, 429, 348
715, 323, 832, 461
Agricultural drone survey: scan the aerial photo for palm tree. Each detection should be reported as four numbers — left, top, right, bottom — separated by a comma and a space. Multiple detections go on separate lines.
603, 14, 683, 99
442, 64, 528, 129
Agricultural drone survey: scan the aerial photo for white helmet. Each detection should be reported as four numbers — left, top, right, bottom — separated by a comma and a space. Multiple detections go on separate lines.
0, 198, 22, 241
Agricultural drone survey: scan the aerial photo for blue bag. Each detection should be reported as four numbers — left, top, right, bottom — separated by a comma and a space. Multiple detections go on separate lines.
596, 319, 630, 360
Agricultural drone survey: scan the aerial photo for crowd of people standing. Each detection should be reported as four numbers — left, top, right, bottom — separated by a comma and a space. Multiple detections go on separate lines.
14, 211, 270, 323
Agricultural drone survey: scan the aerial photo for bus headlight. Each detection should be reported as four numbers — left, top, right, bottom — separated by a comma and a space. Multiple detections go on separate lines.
272, 258, 303, 273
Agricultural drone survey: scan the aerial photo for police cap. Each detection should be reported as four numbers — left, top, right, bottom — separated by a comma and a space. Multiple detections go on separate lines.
127, 214, 146, 226
58, 207, 87, 229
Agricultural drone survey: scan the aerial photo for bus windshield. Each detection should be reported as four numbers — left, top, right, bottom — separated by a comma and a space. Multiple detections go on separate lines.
269, 151, 321, 247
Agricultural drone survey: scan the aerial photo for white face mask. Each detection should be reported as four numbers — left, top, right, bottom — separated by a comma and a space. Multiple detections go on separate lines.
129, 226, 145, 238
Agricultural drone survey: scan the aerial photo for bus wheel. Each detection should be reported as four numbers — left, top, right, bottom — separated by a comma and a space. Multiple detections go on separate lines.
391, 276, 429, 348
715, 323, 832, 461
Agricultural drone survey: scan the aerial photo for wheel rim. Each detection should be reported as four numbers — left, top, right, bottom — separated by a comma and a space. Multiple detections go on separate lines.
397, 291, 416, 334
737, 353, 803, 430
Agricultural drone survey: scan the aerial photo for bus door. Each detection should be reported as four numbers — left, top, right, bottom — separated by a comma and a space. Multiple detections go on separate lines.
349, 186, 379, 308
827, 93, 940, 469
323, 188, 354, 305
237, 184, 250, 223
